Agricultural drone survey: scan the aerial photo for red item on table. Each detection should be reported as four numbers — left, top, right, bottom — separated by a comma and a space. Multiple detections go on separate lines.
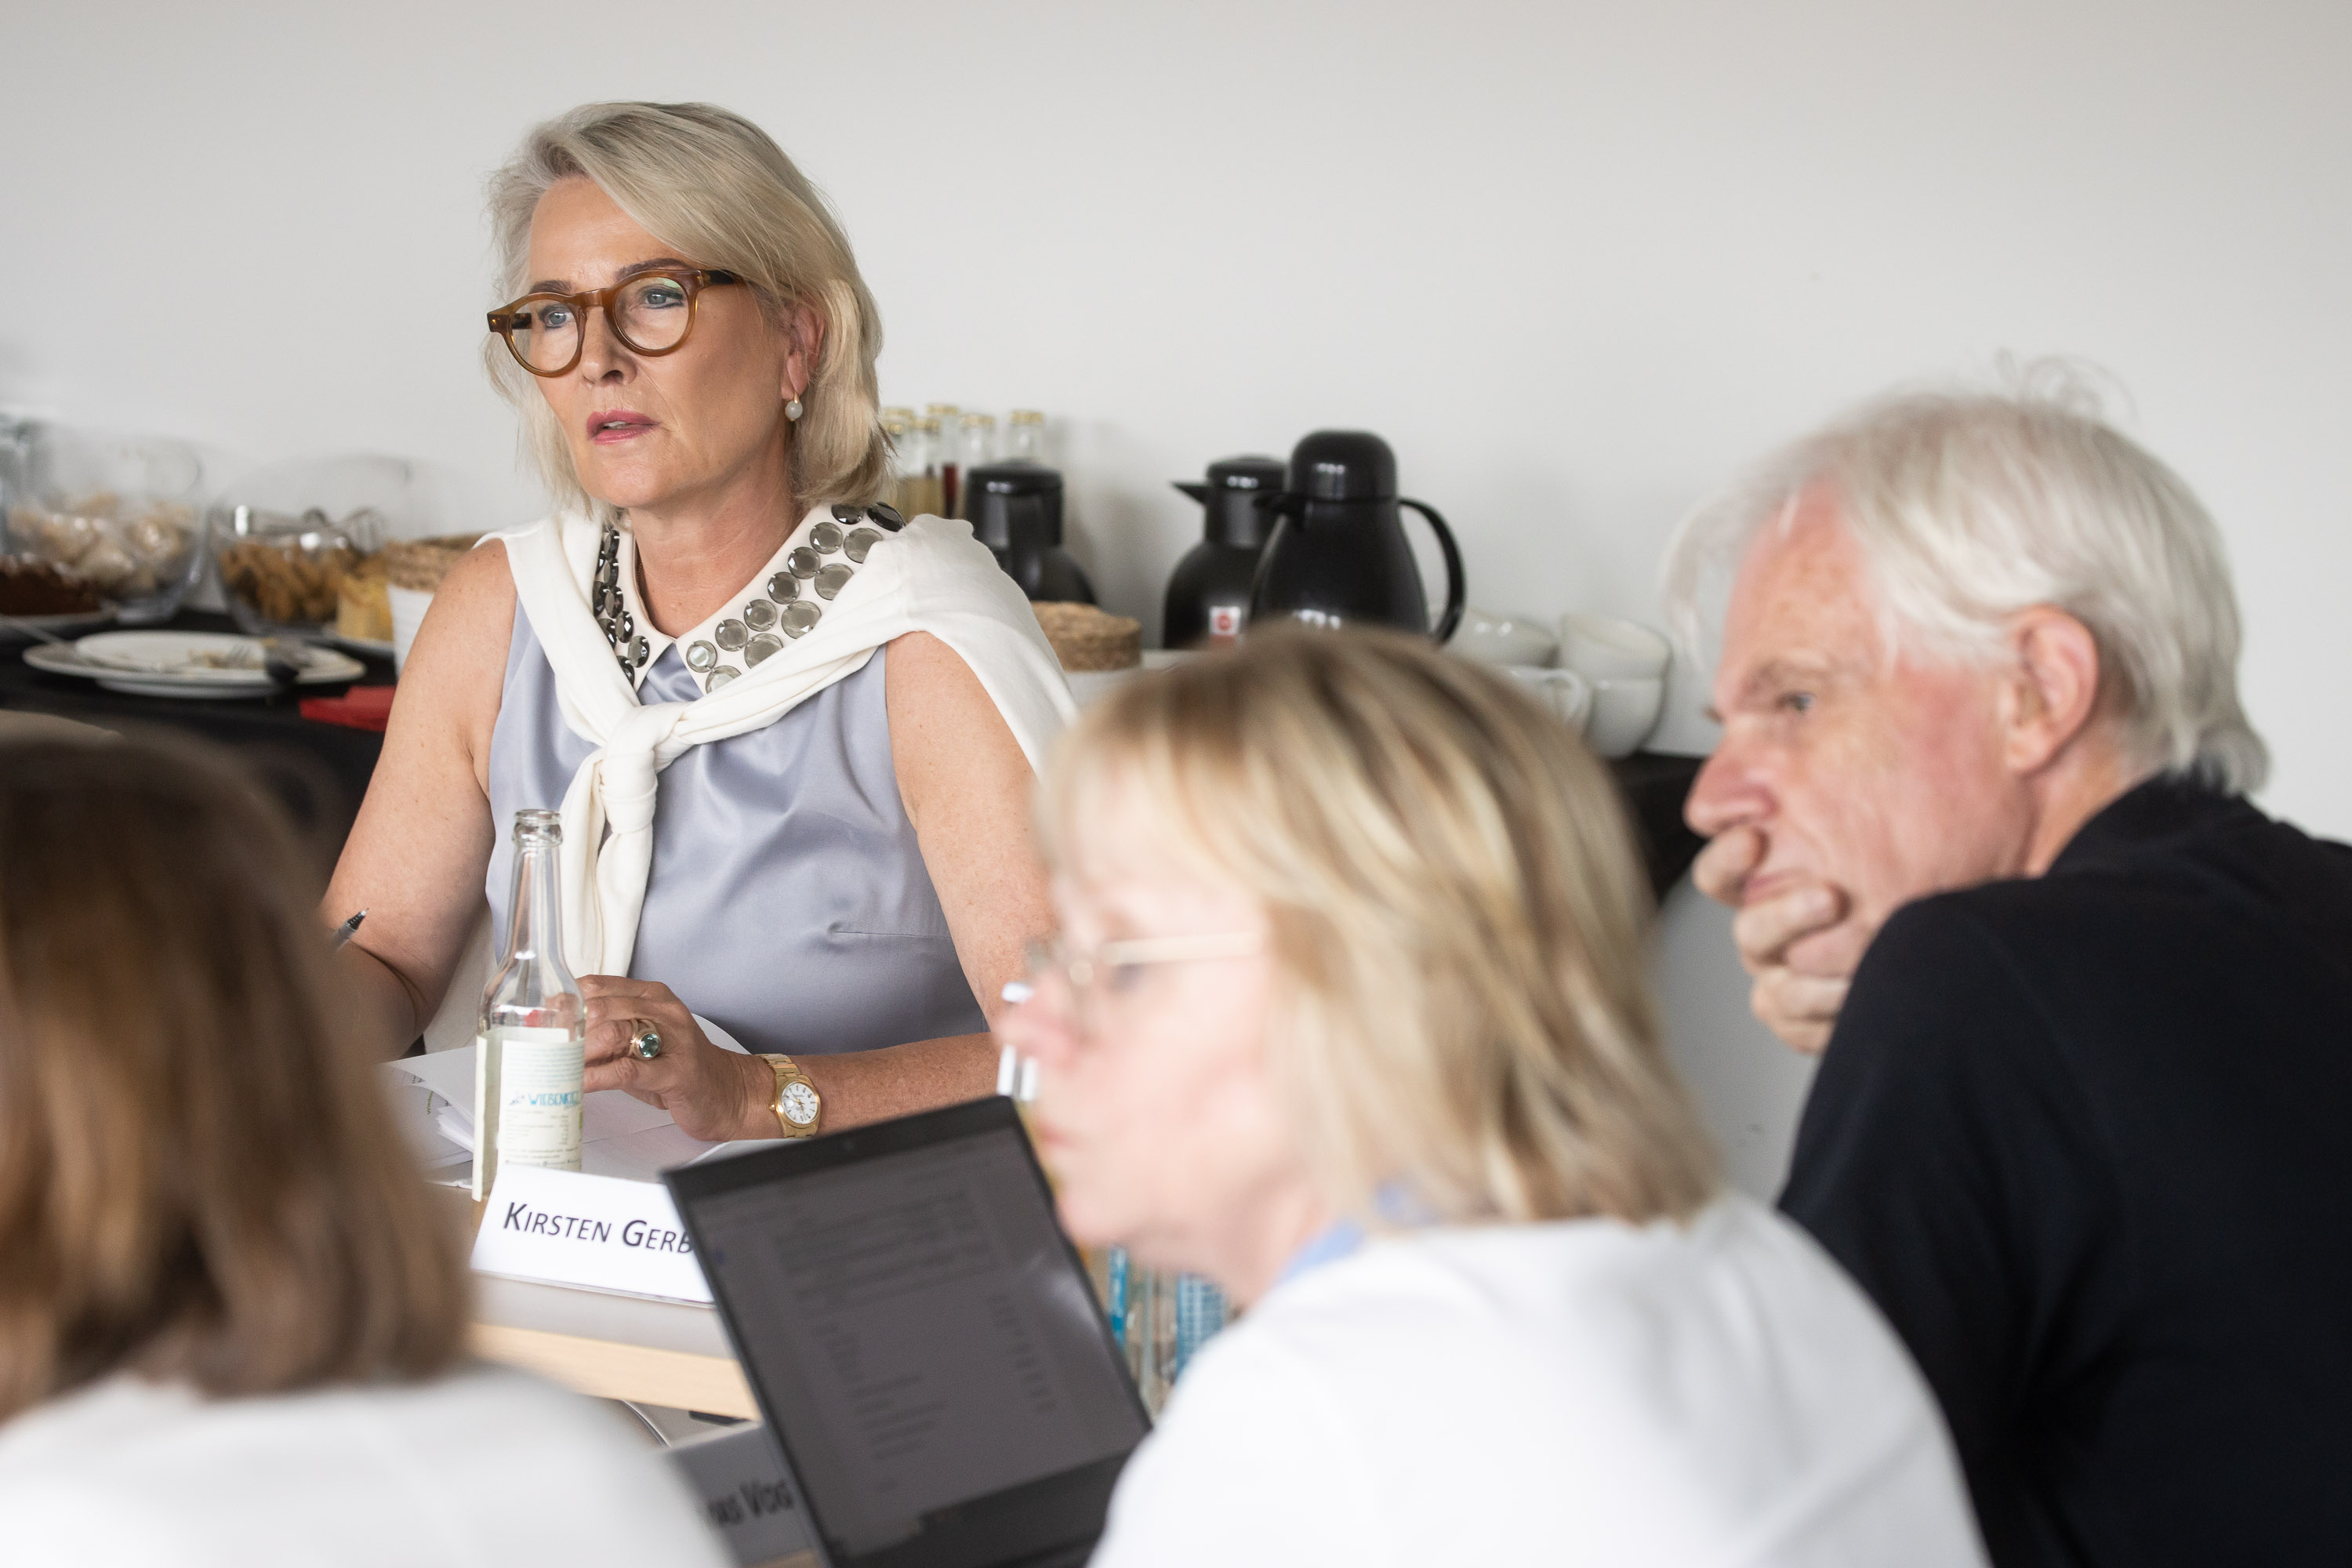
300, 684, 396, 732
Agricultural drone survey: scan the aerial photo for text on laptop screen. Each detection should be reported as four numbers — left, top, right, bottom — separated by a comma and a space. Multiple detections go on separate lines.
691, 1124, 1145, 1555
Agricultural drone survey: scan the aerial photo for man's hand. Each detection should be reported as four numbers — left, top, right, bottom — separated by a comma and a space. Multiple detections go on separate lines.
1693, 826, 1872, 1055
579, 975, 768, 1142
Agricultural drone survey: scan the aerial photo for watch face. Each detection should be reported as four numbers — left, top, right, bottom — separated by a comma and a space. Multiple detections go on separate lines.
781, 1080, 821, 1127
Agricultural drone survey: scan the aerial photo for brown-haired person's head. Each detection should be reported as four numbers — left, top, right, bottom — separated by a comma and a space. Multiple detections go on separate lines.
0, 733, 468, 1421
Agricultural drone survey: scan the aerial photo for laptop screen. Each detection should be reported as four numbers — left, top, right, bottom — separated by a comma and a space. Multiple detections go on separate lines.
670, 1098, 1149, 1568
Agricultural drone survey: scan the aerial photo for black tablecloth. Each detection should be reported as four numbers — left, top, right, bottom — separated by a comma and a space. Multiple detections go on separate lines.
0, 612, 1708, 898
0, 610, 390, 875
1611, 750, 1707, 906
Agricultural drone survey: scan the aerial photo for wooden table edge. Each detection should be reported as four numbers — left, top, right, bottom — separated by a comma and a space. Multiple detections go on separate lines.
470, 1321, 758, 1419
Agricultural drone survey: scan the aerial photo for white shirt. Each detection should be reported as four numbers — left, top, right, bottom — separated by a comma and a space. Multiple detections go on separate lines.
1092, 1194, 1987, 1567
0, 1364, 730, 1568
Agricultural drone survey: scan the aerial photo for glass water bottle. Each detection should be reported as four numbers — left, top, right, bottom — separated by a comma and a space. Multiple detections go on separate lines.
472, 808, 586, 1199
1102, 1250, 1229, 1415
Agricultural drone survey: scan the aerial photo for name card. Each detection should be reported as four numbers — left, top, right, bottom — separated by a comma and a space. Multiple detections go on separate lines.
470, 1164, 712, 1304
666, 1422, 811, 1566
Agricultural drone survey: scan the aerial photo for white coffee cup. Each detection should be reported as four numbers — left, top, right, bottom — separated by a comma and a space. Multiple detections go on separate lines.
1451, 607, 1560, 668
1504, 665, 1593, 735
1556, 615, 1671, 682
1583, 674, 1666, 758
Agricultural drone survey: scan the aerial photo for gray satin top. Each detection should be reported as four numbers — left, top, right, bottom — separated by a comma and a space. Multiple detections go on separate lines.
485, 601, 987, 1056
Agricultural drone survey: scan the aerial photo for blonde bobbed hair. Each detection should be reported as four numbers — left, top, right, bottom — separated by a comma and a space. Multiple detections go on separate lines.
1040, 626, 1719, 1230
483, 101, 890, 523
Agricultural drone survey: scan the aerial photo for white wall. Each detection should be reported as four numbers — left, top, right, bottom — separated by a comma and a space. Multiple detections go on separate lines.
5, 0, 2345, 829
1655, 880, 1820, 1200
12, 1, 2344, 1180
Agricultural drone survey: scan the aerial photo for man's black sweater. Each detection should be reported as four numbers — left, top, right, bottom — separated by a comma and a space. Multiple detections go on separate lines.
1782, 777, 2352, 1566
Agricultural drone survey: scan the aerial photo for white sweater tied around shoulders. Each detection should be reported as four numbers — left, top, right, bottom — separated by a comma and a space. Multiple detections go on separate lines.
488, 506, 1075, 979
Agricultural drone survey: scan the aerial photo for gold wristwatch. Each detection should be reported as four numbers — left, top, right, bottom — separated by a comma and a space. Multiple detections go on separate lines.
759, 1053, 823, 1138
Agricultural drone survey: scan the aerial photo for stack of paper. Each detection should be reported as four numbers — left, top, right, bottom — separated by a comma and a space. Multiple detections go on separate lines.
381, 1017, 779, 1186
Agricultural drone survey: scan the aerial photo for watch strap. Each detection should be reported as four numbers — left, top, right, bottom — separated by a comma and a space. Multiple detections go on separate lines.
759, 1052, 821, 1138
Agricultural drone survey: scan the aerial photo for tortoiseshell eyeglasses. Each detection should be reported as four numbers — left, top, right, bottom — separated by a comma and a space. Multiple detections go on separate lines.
486, 268, 743, 377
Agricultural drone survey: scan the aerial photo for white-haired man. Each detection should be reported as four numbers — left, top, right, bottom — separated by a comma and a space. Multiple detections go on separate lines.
1668, 385, 2352, 1567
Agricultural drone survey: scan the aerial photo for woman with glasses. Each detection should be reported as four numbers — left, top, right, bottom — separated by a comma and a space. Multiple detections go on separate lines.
999, 627, 1987, 1566
328, 103, 1070, 1142
0, 733, 725, 1565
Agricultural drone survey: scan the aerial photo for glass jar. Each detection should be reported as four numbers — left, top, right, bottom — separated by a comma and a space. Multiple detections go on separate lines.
925, 404, 963, 517
209, 454, 408, 636
952, 414, 998, 517
909, 415, 947, 518
3, 425, 206, 625
1007, 409, 1049, 464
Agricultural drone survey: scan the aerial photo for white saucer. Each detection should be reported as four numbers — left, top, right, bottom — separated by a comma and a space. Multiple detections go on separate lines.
26, 630, 365, 700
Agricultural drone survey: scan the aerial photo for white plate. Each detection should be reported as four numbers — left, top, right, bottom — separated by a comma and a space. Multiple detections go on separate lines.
25, 630, 365, 701
0, 608, 115, 642
328, 632, 397, 659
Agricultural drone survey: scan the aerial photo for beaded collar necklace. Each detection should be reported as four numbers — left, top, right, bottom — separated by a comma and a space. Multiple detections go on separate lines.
590, 500, 906, 692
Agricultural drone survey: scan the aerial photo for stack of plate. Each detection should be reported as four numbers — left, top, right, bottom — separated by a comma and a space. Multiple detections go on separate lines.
23, 630, 365, 700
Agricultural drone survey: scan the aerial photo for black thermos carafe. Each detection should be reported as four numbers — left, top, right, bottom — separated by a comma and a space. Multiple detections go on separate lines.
1247, 430, 1465, 641
1163, 455, 1286, 648
964, 463, 1096, 603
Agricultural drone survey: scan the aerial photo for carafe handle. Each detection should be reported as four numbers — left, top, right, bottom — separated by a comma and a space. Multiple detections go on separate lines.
1399, 498, 1466, 644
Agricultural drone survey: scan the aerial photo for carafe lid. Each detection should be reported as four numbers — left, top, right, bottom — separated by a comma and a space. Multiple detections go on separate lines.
966, 461, 1062, 499
1288, 429, 1396, 502
1180, 456, 1284, 549
964, 462, 1067, 550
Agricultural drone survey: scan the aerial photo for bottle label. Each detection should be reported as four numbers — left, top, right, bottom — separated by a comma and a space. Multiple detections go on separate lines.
488, 1025, 583, 1181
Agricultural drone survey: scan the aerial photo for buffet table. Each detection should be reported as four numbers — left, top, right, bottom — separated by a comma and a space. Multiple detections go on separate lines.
0, 609, 388, 855
0, 609, 1708, 895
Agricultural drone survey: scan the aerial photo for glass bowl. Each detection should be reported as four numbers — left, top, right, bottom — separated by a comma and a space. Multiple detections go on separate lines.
208, 456, 410, 637
1, 426, 207, 625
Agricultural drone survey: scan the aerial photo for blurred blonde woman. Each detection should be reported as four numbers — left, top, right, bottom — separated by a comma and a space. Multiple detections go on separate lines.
0, 734, 724, 1567
1000, 627, 1987, 1567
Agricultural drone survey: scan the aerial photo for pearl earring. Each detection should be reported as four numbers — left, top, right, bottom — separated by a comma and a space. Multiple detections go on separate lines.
785, 397, 804, 421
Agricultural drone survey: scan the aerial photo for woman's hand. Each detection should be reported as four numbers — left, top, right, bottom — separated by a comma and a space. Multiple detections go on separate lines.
579, 975, 769, 1142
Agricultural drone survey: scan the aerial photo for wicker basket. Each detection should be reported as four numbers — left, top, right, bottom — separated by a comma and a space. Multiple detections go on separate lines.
382, 533, 481, 593
1032, 601, 1142, 672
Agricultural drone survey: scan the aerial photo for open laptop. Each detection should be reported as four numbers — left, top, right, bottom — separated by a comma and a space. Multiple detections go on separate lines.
666, 1096, 1151, 1568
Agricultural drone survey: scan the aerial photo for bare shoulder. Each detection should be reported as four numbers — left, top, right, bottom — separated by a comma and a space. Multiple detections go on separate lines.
430, 536, 517, 626
410, 539, 515, 670
884, 629, 982, 702
884, 631, 1031, 818
884, 630, 1026, 746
